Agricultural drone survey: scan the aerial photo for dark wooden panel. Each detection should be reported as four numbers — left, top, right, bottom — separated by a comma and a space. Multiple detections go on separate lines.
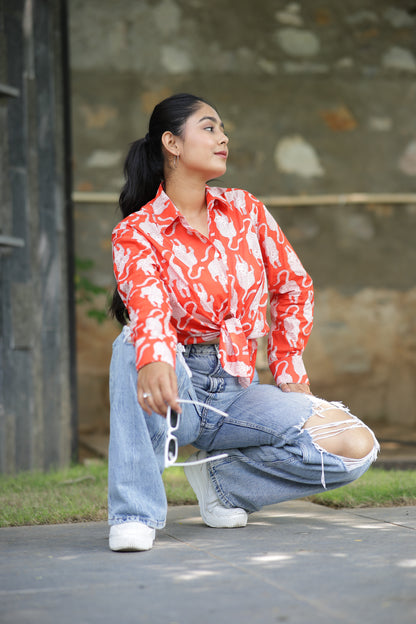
0, 0, 76, 473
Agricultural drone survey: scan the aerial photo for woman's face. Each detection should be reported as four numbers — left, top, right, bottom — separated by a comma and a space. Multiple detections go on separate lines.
176, 103, 229, 181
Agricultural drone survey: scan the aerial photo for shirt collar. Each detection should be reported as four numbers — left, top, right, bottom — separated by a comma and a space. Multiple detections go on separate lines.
205, 186, 230, 211
149, 184, 229, 231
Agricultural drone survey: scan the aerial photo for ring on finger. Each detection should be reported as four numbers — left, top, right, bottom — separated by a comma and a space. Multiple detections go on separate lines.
143, 392, 151, 399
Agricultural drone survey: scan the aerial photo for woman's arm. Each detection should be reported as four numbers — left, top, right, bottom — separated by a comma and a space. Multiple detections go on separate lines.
256, 200, 314, 388
112, 221, 180, 415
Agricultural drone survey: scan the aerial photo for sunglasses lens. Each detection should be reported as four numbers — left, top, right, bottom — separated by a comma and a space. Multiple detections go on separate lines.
169, 409, 179, 430
167, 437, 177, 462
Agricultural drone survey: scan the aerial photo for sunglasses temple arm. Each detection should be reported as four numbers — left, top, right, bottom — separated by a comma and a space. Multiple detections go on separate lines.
171, 452, 228, 467
177, 399, 229, 418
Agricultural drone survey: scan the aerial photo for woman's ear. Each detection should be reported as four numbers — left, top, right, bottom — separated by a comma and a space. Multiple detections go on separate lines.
161, 131, 180, 157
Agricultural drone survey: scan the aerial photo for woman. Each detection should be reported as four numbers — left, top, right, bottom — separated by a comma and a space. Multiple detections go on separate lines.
108, 93, 378, 552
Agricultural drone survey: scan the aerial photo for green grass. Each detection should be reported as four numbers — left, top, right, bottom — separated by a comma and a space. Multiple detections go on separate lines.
0, 461, 109, 527
0, 460, 196, 528
1, 462, 415, 528
309, 468, 416, 508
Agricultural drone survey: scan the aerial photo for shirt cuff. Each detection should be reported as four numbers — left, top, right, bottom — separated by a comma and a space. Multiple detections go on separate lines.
134, 340, 177, 372
270, 354, 309, 385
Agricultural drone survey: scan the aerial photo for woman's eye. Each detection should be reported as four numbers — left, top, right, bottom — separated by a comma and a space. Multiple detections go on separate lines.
204, 126, 214, 132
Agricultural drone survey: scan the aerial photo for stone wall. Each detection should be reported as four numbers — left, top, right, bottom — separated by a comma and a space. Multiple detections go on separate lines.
69, 1, 416, 435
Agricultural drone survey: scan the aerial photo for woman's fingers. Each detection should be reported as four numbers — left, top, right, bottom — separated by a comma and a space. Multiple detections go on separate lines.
137, 361, 180, 416
279, 382, 312, 394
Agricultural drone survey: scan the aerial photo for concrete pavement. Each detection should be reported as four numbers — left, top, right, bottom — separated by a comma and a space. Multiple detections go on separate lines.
1, 500, 415, 624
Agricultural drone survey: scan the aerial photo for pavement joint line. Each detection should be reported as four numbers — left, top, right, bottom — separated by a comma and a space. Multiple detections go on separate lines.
163, 528, 351, 622
344, 509, 416, 531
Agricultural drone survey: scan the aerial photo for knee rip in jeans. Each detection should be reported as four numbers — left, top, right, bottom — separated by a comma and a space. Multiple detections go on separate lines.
302, 396, 379, 489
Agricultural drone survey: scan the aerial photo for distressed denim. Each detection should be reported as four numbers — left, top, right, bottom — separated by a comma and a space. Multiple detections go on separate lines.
108, 334, 379, 528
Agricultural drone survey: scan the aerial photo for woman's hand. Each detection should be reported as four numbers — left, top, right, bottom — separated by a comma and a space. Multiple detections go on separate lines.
137, 361, 181, 416
279, 382, 312, 394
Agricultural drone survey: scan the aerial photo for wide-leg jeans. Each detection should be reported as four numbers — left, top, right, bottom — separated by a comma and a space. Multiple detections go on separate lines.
108, 332, 378, 529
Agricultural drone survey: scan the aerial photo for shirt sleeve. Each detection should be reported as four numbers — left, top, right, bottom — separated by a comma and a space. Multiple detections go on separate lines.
255, 200, 314, 385
112, 220, 178, 371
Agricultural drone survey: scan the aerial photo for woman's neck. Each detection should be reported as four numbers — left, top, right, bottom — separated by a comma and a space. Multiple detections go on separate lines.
164, 177, 209, 236
164, 177, 207, 219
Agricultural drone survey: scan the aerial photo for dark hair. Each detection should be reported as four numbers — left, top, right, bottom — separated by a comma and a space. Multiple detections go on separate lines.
110, 93, 213, 324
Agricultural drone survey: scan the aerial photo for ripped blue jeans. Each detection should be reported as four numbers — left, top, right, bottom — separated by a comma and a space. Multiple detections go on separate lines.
108, 335, 379, 528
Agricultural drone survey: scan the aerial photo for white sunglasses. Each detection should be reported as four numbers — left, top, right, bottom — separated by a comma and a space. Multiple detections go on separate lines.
164, 399, 228, 468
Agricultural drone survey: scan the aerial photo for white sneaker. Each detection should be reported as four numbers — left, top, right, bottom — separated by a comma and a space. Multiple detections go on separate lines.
109, 522, 155, 552
184, 451, 248, 528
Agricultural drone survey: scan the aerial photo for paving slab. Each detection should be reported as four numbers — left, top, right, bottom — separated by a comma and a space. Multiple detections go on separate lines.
343, 505, 416, 530
1, 501, 415, 624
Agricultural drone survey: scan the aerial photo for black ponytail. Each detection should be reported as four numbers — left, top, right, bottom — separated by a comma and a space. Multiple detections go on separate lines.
118, 137, 164, 220
110, 93, 214, 324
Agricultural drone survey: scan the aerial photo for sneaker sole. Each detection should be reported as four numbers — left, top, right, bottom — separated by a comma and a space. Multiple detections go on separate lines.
109, 537, 154, 552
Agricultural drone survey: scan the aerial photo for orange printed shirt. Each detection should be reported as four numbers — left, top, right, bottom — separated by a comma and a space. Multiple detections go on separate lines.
112, 184, 314, 386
